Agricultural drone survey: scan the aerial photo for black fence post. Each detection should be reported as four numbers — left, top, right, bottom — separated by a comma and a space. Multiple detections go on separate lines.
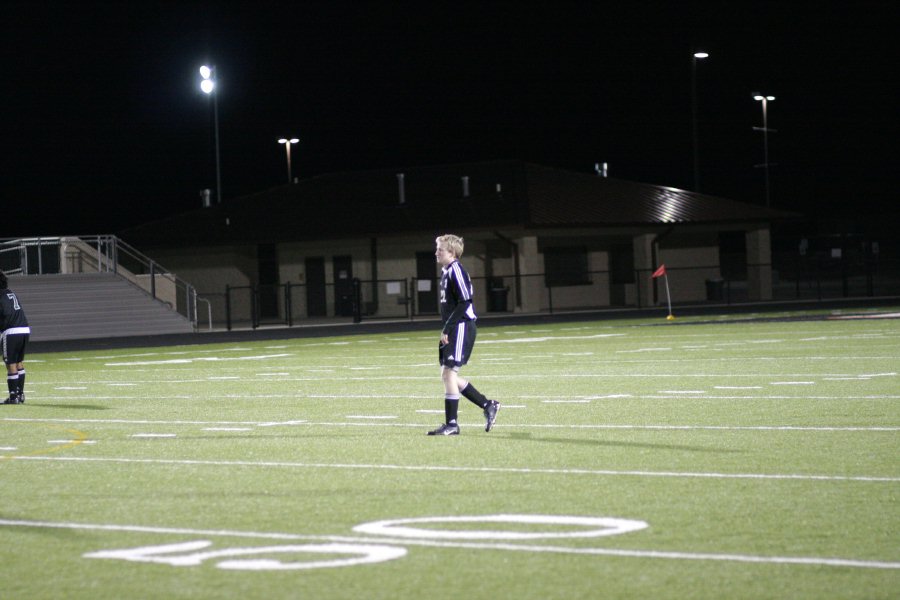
285, 282, 293, 327
251, 285, 259, 329
352, 278, 362, 323
225, 285, 232, 331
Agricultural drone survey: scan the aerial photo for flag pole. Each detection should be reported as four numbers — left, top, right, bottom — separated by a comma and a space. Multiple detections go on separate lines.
652, 264, 674, 321
663, 273, 674, 320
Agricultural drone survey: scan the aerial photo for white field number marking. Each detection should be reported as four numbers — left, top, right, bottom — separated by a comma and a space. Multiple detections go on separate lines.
83, 514, 644, 571
352, 514, 649, 540
85, 540, 407, 570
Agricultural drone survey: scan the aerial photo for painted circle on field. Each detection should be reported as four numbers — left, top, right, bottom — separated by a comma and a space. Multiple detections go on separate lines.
214, 543, 407, 570
353, 514, 648, 540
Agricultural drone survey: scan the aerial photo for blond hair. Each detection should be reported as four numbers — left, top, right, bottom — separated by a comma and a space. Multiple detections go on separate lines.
435, 234, 464, 258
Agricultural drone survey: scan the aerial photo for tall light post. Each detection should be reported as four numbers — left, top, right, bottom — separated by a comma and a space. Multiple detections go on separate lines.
278, 138, 299, 183
691, 51, 709, 192
199, 65, 221, 205
752, 94, 776, 207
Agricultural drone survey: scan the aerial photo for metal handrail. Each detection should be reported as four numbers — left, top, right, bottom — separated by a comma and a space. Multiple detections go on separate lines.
1, 235, 199, 331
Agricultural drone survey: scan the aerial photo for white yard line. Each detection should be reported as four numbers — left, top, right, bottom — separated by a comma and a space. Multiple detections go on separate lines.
4, 417, 897, 432
11, 455, 899, 483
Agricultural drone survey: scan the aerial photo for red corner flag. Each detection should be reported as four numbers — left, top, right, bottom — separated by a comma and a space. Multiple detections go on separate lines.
652, 264, 667, 278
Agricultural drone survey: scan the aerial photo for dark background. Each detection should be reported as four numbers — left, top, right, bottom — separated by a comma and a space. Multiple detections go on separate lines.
4, 1, 897, 239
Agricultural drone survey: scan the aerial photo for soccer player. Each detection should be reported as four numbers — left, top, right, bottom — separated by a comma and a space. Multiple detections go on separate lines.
428, 234, 500, 435
0, 271, 30, 405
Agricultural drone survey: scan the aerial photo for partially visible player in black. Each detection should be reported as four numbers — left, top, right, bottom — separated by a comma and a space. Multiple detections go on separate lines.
0, 271, 30, 405
428, 234, 500, 436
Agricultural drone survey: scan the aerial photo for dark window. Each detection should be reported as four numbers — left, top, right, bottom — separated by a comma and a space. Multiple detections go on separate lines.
544, 247, 590, 286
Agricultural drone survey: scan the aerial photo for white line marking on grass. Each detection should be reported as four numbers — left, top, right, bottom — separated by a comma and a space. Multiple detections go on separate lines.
208, 376, 240, 380
106, 354, 293, 366
617, 348, 672, 354
714, 386, 763, 390
660, 390, 706, 394
0, 447, 17, 451
258, 373, 290, 377
6, 417, 897, 432
16, 455, 899, 483
56, 387, 87, 390
542, 400, 591, 404
106, 383, 137, 387
480, 333, 626, 344
48, 440, 96, 444
2, 518, 897, 570
346, 415, 397, 420
771, 381, 816, 385
130, 434, 176, 439
202, 428, 252, 432
415, 410, 445, 414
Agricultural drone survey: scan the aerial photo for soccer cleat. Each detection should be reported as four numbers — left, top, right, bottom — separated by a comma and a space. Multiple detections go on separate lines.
3, 396, 19, 405
427, 423, 460, 436
17, 393, 24, 404
484, 400, 501, 432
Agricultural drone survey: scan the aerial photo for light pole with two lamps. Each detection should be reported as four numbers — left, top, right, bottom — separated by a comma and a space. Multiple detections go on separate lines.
278, 138, 299, 183
199, 65, 221, 205
691, 51, 709, 192
752, 93, 776, 207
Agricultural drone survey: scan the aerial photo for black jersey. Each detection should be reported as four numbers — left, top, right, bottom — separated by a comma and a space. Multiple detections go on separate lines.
439, 260, 477, 333
0, 288, 29, 332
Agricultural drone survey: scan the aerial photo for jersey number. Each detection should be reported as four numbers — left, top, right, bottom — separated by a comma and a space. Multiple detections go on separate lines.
6, 293, 20, 310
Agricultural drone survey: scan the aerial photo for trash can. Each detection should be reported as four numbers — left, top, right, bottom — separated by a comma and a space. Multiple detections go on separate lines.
488, 279, 510, 312
705, 279, 725, 301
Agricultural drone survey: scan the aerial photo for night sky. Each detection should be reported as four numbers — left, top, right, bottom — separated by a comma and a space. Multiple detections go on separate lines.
4, 1, 897, 238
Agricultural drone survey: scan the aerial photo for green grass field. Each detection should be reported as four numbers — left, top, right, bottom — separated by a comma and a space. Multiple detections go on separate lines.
2, 311, 899, 599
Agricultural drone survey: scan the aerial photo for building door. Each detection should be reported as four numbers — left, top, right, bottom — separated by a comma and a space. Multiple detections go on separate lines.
333, 255, 354, 316
305, 256, 327, 317
258, 243, 279, 319
416, 251, 438, 314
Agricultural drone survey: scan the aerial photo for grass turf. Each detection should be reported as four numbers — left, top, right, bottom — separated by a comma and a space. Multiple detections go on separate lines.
1, 311, 898, 599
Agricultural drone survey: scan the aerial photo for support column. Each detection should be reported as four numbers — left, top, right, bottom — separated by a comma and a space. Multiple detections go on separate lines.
516, 236, 542, 312
633, 233, 656, 307
746, 227, 772, 301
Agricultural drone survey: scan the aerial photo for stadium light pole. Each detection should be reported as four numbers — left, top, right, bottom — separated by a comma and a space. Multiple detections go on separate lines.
691, 51, 709, 192
199, 65, 222, 204
278, 138, 299, 183
752, 94, 776, 207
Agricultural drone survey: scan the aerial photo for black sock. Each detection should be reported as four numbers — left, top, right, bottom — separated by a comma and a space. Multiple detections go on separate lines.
7, 374, 16, 398
444, 396, 459, 424
17, 369, 24, 395
460, 382, 488, 409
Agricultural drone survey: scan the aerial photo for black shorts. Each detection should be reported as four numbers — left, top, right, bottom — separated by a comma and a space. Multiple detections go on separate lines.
2, 332, 28, 365
439, 320, 476, 370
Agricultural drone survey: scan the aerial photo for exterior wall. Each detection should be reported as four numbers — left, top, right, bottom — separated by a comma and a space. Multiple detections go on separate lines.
542, 248, 612, 311
137, 225, 759, 324
655, 245, 721, 303
144, 245, 257, 325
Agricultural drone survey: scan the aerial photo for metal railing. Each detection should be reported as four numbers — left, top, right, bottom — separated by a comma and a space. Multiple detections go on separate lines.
213, 260, 900, 330
1, 236, 199, 330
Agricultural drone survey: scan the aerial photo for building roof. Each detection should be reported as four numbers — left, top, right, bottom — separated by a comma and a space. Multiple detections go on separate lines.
120, 160, 798, 247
